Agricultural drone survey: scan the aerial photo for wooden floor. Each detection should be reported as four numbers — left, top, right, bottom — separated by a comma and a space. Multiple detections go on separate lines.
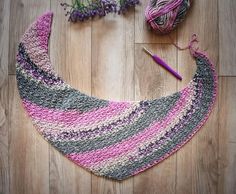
0, 0, 236, 194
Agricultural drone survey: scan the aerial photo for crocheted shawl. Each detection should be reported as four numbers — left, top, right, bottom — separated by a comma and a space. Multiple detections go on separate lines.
16, 12, 217, 180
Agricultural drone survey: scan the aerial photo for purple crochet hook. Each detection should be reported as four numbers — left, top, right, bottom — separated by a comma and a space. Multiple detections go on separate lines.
143, 47, 182, 80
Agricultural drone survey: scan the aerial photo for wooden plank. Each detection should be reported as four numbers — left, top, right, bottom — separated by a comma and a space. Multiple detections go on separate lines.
218, 77, 236, 194
219, 0, 236, 76
0, 0, 10, 193
134, 0, 177, 43
176, 0, 219, 194
9, 76, 49, 194
91, 11, 134, 194
92, 178, 133, 194
9, 0, 50, 74
218, 77, 236, 143
134, 44, 177, 194
218, 143, 236, 194
49, 1, 92, 194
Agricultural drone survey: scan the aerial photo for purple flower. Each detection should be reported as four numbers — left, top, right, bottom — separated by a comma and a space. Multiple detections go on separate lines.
118, 0, 140, 14
61, 0, 140, 22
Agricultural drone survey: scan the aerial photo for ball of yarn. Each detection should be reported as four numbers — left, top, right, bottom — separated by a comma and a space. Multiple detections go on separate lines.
145, 0, 191, 34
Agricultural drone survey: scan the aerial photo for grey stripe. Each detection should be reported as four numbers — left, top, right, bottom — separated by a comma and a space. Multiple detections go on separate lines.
16, 68, 109, 112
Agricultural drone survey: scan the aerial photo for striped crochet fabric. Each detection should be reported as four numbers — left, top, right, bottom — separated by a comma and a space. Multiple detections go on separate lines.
16, 12, 217, 180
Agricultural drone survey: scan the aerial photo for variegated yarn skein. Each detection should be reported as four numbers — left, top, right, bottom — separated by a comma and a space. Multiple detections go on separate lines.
145, 0, 191, 34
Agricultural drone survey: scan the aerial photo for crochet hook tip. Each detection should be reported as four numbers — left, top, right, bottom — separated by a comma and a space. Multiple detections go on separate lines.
177, 75, 182, 81
143, 47, 153, 56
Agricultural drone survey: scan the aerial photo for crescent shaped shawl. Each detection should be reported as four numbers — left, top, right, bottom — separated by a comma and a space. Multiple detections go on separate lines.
16, 12, 217, 180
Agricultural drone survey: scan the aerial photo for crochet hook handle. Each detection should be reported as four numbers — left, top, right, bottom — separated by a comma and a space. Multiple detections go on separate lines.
143, 47, 182, 80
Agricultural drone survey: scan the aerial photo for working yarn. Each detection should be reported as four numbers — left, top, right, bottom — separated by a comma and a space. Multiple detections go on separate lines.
16, 12, 217, 180
145, 0, 191, 34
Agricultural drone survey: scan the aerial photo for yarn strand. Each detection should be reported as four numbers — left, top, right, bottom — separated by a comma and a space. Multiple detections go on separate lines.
168, 34, 199, 57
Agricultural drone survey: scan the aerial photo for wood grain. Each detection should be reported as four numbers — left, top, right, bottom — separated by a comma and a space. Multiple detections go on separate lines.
91, 12, 135, 101
218, 78, 236, 143
219, 0, 236, 76
9, 0, 50, 75
218, 77, 236, 194
218, 143, 236, 194
0, 0, 10, 193
134, 44, 177, 194
91, 11, 135, 194
9, 76, 49, 194
176, 0, 219, 194
49, 1, 92, 194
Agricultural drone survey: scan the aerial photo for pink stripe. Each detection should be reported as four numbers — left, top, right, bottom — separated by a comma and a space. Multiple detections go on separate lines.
66, 85, 194, 167
36, 12, 52, 51
22, 99, 132, 126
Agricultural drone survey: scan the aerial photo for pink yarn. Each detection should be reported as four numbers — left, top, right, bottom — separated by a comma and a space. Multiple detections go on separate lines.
23, 99, 132, 126
145, 0, 191, 34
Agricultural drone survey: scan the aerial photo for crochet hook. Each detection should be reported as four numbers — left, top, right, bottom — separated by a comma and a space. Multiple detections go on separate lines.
143, 47, 182, 80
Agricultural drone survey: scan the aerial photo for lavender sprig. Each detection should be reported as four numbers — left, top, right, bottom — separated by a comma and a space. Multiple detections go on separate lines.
61, 0, 140, 22
118, 0, 140, 14
61, 0, 117, 22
